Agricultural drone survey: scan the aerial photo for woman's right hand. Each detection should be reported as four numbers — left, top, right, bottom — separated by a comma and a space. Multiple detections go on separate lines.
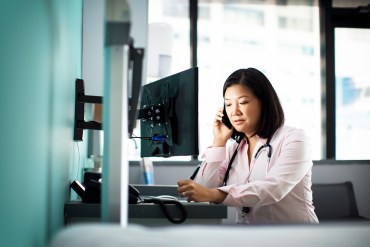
212, 107, 233, 147
177, 179, 227, 203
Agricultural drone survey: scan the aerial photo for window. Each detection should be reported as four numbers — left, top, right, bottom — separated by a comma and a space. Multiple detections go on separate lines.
335, 28, 370, 159
197, 0, 321, 159
320, 0, 370, 160
147, 0, 190, 80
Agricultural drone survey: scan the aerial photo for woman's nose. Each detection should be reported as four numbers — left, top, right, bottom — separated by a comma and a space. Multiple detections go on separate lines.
230, 104, 240, 116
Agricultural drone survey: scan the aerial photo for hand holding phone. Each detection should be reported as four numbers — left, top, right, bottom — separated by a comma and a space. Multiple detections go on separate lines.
213, 107, 233, 147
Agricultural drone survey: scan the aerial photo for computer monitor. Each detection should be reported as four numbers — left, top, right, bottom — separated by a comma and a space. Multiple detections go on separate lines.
137, 67, 199, 157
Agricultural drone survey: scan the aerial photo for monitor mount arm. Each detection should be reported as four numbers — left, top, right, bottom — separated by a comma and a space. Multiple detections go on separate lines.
73, 78, 103, 141
73, 42, 143, 142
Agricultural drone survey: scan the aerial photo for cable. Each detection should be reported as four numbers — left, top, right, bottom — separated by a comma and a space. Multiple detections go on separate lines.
131, 135, 166, 141
129, 137, 138, 149
142, 198, 187, 224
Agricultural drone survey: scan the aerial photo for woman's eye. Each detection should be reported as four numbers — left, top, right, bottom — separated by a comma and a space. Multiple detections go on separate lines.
225, 104, 231, 107
240, 101, 247, 105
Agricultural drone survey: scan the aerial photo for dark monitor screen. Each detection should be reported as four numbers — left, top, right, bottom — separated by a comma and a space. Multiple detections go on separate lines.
137, 67, 199, 157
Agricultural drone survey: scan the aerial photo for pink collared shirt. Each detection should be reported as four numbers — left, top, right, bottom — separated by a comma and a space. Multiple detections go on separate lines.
195, 125, 319, 224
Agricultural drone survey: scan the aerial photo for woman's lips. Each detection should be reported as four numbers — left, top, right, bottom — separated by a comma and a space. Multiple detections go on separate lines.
233, 119, 244, 125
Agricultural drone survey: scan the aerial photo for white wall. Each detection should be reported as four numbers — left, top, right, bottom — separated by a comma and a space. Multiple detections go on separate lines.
82, 0, 148, 96
82, 0, 105, 96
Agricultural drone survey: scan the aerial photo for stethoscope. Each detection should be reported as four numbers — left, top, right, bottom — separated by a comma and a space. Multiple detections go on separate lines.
222, 137, 272, 186
222, 137, 272, 214
189, 136, 272, 213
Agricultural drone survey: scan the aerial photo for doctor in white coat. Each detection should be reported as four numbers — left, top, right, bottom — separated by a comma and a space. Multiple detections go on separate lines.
177, 68, 319, 224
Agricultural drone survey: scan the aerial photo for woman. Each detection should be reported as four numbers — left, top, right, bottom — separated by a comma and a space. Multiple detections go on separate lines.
177, 68, 318, 224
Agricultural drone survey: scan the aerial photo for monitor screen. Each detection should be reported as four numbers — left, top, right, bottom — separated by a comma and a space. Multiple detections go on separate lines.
137, 67, 199, 157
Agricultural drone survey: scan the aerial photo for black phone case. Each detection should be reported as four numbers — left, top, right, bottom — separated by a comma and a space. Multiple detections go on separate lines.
222, 107, 232, 129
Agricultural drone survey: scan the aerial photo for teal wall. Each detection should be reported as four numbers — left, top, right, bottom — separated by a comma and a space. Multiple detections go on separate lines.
0, 1, 84, 247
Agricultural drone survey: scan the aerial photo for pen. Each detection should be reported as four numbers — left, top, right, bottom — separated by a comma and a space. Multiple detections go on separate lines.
190, 165, 201, 180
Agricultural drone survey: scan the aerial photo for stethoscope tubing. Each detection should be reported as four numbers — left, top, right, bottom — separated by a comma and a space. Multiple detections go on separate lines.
223, 139, 272, 186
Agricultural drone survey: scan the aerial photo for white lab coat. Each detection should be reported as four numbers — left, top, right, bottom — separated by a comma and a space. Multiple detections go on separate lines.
195, 125, 319, 224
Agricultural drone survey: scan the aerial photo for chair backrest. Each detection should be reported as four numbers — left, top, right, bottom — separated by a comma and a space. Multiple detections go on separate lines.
312, 182, 360, 220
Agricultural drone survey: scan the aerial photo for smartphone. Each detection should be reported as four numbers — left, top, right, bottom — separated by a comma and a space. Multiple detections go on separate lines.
222, 106, 232, 129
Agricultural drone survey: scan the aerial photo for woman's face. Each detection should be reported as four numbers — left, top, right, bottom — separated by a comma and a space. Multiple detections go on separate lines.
224, 84, 262, 137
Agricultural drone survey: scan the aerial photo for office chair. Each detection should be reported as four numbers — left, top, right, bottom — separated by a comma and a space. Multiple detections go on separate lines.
312, 181, 367, 221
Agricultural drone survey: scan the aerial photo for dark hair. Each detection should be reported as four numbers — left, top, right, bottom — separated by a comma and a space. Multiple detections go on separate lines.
223, 68, 284, 142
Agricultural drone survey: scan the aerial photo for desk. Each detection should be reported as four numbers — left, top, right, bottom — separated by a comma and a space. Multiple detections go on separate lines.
65, 185, 227, 226
50, 222, 370, 247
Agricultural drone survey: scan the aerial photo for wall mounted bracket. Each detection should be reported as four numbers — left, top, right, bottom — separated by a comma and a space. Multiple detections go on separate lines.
73, 78, 103, 141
